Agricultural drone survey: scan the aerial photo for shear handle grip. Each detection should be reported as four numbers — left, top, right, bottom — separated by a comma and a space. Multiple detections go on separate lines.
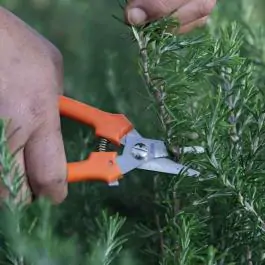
59, 95, 131, 183
67, 152, 123, 183
59, 96, 133, 145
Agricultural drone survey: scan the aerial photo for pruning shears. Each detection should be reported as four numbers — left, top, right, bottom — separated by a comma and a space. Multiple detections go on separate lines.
59, 96, 200, 186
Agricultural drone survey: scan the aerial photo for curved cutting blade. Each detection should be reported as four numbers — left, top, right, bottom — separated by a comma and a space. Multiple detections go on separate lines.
137, 158, 200, 177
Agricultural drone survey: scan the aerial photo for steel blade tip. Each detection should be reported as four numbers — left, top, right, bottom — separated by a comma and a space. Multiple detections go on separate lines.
137, 158, 200, 177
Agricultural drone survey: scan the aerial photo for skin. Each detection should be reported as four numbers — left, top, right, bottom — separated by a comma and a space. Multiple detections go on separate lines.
125, 0, 216, 33
0, 0, 216, 204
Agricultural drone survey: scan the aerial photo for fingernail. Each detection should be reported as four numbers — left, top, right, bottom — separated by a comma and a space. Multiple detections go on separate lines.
127, 7, 147, 25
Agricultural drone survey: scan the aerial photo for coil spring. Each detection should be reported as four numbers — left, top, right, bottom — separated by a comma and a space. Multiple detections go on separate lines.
98, 138, 109, 152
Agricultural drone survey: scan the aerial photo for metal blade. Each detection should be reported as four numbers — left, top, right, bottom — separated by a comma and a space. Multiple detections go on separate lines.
118, 129, 200, 177
137, 158, 200, 177
117, 129, 171, 175
120, 129, 170, 159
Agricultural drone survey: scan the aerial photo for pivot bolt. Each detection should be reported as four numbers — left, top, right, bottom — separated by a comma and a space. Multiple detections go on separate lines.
131, 143, 148, 160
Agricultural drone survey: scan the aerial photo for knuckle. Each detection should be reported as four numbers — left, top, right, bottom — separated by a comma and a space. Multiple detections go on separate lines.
40, 45, 64, 90
48, 44, 63, 67
47, 45, 64, 86
199, 0, 216, 18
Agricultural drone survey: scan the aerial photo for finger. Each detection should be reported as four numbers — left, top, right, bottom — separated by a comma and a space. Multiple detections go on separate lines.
177, 16, 209, 34
125, 0, 189, 25
24, 103, 67, 205
173, 0, 216, 26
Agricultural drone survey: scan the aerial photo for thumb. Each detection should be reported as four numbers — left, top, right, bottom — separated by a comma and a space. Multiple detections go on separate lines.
125, 0, 187, 25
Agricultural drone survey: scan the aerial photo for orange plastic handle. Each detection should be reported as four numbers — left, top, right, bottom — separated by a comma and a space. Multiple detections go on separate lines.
59, 95, 133, 145
67, 152, 123, 183
59, 95, 133, 184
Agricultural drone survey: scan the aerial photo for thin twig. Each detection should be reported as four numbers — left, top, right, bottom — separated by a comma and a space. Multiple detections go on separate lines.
154, 174, 164, 256
131, 26, 178, 158
173, 191, 180, 216
132, 25, 181, 258
246, 245, 253, 265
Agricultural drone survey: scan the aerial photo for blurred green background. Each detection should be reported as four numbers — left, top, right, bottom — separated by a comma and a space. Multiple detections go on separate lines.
1, 0, 265, 262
